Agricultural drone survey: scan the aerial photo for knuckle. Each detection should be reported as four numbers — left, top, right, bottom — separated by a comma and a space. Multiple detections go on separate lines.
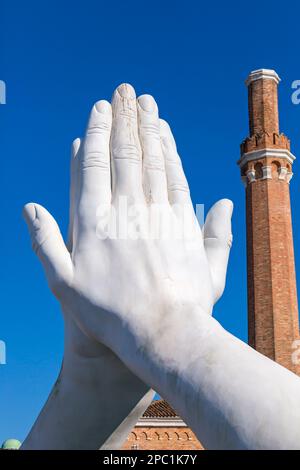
118, 107, 137, 120
168, 182, 190, 194
144, 153, 165, 171
113, 144, 141, 163
87, 120, 110, 134
140, 121, 160, 136
82, 151, 109, 171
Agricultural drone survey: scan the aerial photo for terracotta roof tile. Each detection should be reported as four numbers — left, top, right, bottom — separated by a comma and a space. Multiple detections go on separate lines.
142, 400, 179, 418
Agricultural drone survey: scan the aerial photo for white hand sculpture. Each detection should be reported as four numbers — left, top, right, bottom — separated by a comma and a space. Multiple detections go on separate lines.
23, 83, 300, 450
23, 83, 231, 449
22, 102, 156, 450
24, 84, 232, 339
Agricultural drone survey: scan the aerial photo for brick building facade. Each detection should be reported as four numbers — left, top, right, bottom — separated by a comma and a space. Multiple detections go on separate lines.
121, 400, 203, 450
122, 69, 299, 450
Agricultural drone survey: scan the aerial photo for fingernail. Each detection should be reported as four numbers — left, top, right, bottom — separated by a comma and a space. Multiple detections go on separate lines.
95, 100, 111, 114
72, 138, 81, 158
220, 198, 233, 215
116, 83, 136, 100
23, 203, 38, 225
138, 94, 156, 112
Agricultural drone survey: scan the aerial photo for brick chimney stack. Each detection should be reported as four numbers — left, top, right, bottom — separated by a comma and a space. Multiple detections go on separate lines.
239, 69, 300, 374
247, 69, 280, 136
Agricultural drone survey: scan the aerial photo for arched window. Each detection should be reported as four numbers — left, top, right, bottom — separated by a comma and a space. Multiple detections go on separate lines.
271, 161, 280, 178
254, 162, 263, 179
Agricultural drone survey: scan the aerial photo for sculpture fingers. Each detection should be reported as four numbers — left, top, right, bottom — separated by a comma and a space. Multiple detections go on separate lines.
67, 137, 81, 252
23, 203, 73, 297
137, 95, 168, 203
203, 199, 233, 303
159, 118, 192, 205
77, 100, 112, 230
111, 84, 144, 203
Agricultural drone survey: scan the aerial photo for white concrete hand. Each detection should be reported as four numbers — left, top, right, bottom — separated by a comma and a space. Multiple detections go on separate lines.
23, 84, 233, 449
24, 84, 232, 350
22, 89, 161, 450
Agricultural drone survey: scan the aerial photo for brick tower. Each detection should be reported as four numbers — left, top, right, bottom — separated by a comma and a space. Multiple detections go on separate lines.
238, 69, 299, 373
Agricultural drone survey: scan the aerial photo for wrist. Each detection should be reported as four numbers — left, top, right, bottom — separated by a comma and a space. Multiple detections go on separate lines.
118, 303, 217, 394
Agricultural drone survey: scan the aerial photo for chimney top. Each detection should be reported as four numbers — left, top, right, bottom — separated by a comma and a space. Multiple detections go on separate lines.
245, 69, 281, 87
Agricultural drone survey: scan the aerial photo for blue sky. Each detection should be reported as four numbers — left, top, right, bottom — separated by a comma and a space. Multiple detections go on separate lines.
1, 0, 300, 444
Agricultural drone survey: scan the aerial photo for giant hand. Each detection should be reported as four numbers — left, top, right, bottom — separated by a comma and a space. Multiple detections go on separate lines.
23, 84, 232, 350
23, 84, 300, 450
23, 83, 232, 449
22, 95, 158, 450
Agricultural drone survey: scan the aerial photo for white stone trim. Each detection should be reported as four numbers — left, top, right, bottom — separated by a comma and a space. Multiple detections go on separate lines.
245, 69, 281, 86
262, 166, 272, 179
238, 148, 296, 168
246, 168, 256, 183
279, 166, 288, 180
136, 418, 187, 428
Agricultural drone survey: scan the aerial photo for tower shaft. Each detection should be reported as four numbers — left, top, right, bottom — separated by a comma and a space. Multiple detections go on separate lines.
239, 69, 299, 373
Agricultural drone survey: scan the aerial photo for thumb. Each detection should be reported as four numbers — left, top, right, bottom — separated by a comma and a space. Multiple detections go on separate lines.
203, 199, 233, 303
23, 203, 73, 296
